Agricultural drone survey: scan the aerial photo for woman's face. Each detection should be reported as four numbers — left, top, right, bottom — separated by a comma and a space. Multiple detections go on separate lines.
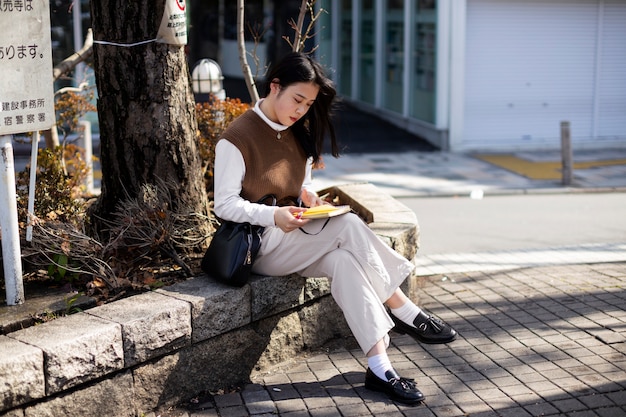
270, 81, 320, 126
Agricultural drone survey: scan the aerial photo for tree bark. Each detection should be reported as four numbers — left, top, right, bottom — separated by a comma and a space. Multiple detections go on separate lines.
88, 0, 209, 237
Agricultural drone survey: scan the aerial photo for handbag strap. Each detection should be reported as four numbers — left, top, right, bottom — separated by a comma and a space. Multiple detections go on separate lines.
299, 217, 331, 235
257, 194, 277, 206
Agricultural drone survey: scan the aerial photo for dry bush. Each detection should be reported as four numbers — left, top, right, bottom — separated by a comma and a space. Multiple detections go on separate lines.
99, 180, 216, 277
8, 96, 247, 303
16, 145, 90, 227
18, 179, 218, 303
55, 90, 97, 140
196, 97, 250, 195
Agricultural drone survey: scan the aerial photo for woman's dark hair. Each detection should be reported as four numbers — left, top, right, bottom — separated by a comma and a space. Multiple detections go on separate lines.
263, 52, 339, 163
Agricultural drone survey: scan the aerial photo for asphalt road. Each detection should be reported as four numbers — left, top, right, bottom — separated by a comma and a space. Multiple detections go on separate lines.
399, 192, 626, 255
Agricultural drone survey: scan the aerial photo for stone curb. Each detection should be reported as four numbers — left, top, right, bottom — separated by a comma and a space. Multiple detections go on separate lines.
0, 182, 420, 417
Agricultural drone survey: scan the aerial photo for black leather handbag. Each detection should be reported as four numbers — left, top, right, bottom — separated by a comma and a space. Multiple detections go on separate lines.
201, 195, 276, 287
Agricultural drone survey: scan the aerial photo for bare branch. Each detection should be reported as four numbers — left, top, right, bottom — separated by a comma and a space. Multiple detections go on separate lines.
246, 21, 269, 80
44, 28, 95, 148
53, 28, 94, 81
22, 220, 119, 289
292, 0, 308, 52
283, 1, 326, 54
237, 0, 260, 103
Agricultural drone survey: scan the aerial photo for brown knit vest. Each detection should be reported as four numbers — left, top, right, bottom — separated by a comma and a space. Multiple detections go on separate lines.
220, 109, 307, 205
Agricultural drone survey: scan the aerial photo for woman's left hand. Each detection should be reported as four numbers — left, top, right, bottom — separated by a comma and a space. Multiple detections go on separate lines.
301, 189, 326, 207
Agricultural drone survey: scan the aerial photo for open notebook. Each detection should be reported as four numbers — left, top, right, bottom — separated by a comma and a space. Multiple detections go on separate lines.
294, 204, 351, 219
296, 205, 351, 219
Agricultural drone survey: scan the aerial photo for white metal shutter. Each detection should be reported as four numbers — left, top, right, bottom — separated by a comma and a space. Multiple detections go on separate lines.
596, 0, 626, 139
462, 0, 625, 151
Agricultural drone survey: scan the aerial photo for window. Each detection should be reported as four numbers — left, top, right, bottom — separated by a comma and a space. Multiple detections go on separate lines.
383, 0, 404, 113
358, 0, 375, 104
410, 0, 437, 123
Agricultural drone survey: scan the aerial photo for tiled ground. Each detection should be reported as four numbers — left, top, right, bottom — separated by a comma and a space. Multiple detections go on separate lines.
146, 142, 626, 416
171, 260, 626, 417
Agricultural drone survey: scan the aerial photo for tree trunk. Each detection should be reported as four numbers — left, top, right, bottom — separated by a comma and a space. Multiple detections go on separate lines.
88, 0, 209, 237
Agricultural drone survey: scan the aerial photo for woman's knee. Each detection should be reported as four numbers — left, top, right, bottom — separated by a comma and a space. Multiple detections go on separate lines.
330, 212, 371, 239
326, 248, 359, 270
328, 249, 369, 291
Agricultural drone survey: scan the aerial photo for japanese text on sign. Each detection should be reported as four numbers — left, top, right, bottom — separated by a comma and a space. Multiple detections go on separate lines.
157, 0, 187, 45
0, 0, 54, 136
2, 98, 48, 128
0, 45, 42, 60
0, 0, 34, 12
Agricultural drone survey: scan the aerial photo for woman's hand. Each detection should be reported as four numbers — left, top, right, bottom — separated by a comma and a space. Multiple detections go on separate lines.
300, 189, 326, 208
274, 206, 309, 233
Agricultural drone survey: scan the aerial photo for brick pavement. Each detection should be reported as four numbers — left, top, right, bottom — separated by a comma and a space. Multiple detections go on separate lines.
162, 260, 626, 417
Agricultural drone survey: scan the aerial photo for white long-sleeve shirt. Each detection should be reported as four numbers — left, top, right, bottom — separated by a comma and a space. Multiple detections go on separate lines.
213, 99, 317, 228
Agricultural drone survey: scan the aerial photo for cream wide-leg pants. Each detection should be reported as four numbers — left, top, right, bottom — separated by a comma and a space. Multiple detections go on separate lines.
253, 212, 415, 355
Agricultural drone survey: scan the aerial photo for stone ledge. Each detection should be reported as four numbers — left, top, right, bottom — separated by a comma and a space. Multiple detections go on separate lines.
0, 182, 420, 416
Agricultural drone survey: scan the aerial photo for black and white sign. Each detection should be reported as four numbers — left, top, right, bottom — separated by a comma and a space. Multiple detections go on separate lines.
157, 0, 187, 45
0, 0, 55, 136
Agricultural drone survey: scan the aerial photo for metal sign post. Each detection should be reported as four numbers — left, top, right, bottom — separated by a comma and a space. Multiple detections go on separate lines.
0, 135, 24, 305
0, 0, 55, 305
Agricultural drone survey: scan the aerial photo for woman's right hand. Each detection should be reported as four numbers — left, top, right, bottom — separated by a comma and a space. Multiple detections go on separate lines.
274, 206, 308, 233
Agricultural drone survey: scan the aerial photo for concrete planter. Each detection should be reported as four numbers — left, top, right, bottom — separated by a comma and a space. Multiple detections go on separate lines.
0, 183, 420, 417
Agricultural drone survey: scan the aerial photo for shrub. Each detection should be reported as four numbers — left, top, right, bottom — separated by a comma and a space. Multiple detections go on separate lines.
16, 144, 89, 227
9, 96, 249, 299
195, 97, 250, 194
55, 90, 97, 141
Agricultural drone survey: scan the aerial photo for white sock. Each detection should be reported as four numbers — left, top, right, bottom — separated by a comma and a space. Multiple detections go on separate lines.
391, 302, 422, 327
368, 353, 394, 381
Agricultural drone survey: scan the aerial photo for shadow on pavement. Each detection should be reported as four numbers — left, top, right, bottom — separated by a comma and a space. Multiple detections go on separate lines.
330, 102, 437, 155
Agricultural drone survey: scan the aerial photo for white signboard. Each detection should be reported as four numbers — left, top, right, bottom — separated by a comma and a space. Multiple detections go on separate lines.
0, 0, 55, 136
157, 0, 188, 45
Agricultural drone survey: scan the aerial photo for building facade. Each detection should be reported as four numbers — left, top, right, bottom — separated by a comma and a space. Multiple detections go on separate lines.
315, 0, 626, 152
52, 0, 626, 152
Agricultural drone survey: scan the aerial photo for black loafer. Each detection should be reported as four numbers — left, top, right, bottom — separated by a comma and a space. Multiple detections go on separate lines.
390, 311, 457, 344
364, 368, 424, 404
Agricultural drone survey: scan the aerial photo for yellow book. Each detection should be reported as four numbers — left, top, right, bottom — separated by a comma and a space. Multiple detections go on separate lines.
296, 205, 351, 219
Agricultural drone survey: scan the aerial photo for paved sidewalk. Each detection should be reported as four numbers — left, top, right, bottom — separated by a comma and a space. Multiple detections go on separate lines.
166, 138, 626, 415
168, 261, 625, 417
164, 111, 626, 416
311, 148, 626, 198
